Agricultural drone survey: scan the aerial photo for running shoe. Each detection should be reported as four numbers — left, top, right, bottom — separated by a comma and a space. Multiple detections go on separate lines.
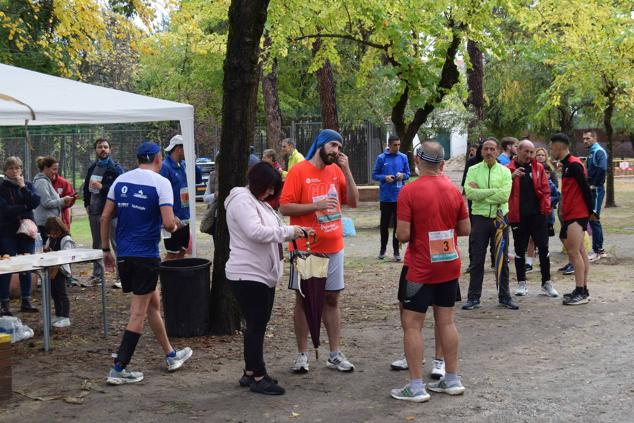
498, 298, 519, 310
515, 281, 528, 296
525, 264, 534, 273
561, 264, 575, 275
430, 359, 445, 380
394, 254, 402, 262
598, 249, 608, 259
541, 281, 559, 297
106, 367, 144, 385
428, 378, 466, 395
461, 299, 481, 310
326, 352, 355, 372
378, 251, 386, 260
112, 280, 122, 289
249, 377, 285, 395
239, 372, 277, 387
563, 290, 589, 305
390, 357, 408, 371
390, 384, 431, 403
292, 352, 309, 373
52, 317, 71, 328
588, 251, 600, 262
166, 347, 193, 371
558, 263, 572, 272
563, 287, 590, 301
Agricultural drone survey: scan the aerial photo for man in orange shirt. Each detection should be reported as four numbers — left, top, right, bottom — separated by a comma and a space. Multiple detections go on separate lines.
280, 129, 359, 374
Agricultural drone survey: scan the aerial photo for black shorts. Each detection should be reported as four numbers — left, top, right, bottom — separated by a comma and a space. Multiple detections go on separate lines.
117, 257, 161, 295
560, 218, 588, 240
397, 265, 459, 313
164, 224, 190, 253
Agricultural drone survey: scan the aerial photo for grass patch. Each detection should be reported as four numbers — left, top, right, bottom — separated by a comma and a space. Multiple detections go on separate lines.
70, 215, 93, 246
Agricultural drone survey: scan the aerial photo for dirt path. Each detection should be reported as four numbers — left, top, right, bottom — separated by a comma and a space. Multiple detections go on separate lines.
2, 181, 634, 422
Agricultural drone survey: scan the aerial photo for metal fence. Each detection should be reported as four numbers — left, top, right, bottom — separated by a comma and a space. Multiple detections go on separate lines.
0, 121, 387, 193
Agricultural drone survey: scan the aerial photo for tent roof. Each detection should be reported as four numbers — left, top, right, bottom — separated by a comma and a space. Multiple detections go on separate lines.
0, 63, 193, 126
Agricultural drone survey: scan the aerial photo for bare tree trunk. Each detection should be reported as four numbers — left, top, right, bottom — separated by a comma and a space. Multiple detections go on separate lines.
604, 90, 616, 207
210, 0, 270, 335
261, 35, 283, 149
312, 39, 339, 131
466, 39, 484, 139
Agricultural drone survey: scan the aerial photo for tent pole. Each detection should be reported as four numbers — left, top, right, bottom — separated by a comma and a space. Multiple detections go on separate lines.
24, 120, 32, 179
180, 116, 197, 257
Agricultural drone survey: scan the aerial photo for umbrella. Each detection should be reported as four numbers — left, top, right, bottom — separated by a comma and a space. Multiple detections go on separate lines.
292, 237, 329, 359
493, 208, 508, 292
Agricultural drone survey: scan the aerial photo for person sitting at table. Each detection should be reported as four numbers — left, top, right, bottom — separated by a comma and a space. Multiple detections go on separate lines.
43, 216, 76, 328
0, 156, 41, 316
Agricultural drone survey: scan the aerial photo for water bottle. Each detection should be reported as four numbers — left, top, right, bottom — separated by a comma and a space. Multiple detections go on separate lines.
327, 183, 338, 201
34, 233, 43, 253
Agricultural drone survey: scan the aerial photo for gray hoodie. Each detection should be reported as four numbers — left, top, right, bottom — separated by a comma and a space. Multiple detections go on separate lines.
33, 172, 64, 226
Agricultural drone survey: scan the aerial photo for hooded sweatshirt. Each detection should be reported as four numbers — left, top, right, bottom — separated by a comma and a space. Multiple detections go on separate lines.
225, 187, 296, 287
33, 172, 65, 226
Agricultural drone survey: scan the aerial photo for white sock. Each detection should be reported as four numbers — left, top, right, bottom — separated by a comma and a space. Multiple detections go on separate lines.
526, 257, 533, 266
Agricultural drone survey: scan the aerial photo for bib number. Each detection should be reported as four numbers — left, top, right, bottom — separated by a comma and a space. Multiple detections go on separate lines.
429, 229, 458, 263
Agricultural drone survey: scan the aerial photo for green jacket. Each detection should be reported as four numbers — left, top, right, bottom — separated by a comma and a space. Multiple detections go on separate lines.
282, 148, 305, 179
464, 161, 512, 218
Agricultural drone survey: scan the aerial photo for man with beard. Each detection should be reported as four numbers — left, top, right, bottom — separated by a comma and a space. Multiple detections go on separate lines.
83, 138, 124, 287
280, 129, 359, 374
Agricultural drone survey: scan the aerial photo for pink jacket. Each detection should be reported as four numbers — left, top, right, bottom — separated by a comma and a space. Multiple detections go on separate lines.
225, 187, 296, 287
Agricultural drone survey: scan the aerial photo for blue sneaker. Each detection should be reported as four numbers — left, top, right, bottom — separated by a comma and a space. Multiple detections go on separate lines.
462, 299, 481, 310
166, 347, 193, 372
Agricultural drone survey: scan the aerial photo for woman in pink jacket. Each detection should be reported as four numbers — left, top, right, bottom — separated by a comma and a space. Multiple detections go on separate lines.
225, 162, 313, 396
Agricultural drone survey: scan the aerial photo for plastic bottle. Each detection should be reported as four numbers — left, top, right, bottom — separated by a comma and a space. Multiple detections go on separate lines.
34, 233, 43, 253
327, 183, 338, 201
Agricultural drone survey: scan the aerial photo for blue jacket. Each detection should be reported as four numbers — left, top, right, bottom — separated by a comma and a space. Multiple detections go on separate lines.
372, 151, 410, 202
160, 154, 202, 221
548, 179, 560, 226
587, 143, 607, 186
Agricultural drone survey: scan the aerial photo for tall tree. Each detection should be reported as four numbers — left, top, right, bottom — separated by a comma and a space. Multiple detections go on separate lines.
466, 39, 484, 140
312, 38, 340, 130
210, 0, 270, 334
261, 35, 284, 149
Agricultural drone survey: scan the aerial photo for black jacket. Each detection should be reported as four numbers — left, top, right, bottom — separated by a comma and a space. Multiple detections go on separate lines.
82, 160, 125, 209
0, 179, 41, 236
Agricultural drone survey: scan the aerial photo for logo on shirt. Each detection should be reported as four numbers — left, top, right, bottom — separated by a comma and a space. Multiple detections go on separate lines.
121, 186, 128, 196
133, 189, 148, 200
306, 178, 320, 184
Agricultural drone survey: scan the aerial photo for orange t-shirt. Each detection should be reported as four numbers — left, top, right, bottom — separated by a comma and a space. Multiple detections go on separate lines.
279, 160, 347, 254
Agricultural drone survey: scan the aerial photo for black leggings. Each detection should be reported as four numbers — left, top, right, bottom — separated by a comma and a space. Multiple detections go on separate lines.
51, 272, 70, 318
380, 202, 399, 255
230, 280, 275, 377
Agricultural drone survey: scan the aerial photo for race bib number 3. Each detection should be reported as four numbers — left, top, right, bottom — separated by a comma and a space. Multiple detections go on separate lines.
429, 229, 458, 262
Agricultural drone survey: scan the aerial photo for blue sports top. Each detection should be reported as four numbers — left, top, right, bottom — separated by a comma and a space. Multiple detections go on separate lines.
107, 168, 174, 258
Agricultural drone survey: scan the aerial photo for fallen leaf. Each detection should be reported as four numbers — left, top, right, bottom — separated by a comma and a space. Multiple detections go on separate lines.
405, 416, 416, 421
290, 412, 300, 418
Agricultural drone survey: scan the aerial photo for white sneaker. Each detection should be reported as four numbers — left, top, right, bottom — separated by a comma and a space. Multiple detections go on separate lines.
541, 281, 559, 298
112, 281, 122, 289
107, 367, 144, 385
588, 251, 600, 262
390, 357, 408, 371
391, 384, 431, 402
326, 351, 355, 372
428, 378, 466, 395
292, 352, 309, 373
52, 317, 71, 328
515, 281, 528, 296
165, 347, 193, 372
431, 358, 445, 380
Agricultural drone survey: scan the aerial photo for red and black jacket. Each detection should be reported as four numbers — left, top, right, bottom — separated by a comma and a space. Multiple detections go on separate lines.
507, 158, 551, 224
561, 154, 593, 221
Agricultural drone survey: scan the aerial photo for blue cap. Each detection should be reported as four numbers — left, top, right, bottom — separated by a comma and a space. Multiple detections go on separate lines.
137, 141, 161, 156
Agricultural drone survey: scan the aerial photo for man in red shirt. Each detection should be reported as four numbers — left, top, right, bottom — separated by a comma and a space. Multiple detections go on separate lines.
390, 142, 470, 403
549, 133, 595, 305
280, 129, 359, 374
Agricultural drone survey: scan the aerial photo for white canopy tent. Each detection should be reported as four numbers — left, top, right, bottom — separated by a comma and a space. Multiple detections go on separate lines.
0, 63, 199, 255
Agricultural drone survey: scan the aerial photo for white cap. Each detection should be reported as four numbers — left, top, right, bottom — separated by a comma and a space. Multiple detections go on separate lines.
165, 135, 184, 152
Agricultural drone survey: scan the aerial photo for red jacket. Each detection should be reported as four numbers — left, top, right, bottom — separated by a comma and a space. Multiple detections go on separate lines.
507, 158, 551, 223
51, 175, 76, 228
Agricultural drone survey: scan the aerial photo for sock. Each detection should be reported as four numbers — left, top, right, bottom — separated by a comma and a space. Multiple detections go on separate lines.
329, 351, 339, 360
444, 372, 460, 385
434, 357, 444, 362
114, 362, 125, 372
526, 257, 533, 266
410, 378, 424, 392
114, 330, 141, 368
166, 350, 176, 358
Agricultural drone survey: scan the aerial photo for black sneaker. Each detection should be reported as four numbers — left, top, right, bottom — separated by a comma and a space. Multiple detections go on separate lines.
239, 371, 277, 387
563, 290, 589, 305
461, 299, 481, 310
558, 263, 571, 272
563, 287, 589, 301
498, 298, 519, 310
525, 264, 533, 273
250, 377, 285, 395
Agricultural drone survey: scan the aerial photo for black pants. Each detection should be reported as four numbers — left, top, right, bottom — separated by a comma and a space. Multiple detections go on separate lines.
51, 272, 70, 317
467, 215, 511, 301
468, 214, 495, 270
511, 214, 551, 284
380, 202, 399, 255
230, 280, 275, 377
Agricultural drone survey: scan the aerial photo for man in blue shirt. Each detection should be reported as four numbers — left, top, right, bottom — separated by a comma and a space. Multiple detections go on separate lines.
496, 137, 517, 165
372, 135, 410, 261
583, 130, 608, 261
101, 141, 192, 385
160, 135, 202, 260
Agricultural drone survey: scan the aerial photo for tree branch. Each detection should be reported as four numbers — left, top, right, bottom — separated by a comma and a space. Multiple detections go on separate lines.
293, 33, 388, 51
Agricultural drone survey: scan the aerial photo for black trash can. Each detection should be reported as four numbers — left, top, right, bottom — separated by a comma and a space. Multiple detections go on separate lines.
160, 258, 211, 337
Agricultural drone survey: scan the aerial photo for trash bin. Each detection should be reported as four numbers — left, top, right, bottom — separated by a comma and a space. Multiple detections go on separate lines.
0, 333, 12, 402
160, 258, 211, 337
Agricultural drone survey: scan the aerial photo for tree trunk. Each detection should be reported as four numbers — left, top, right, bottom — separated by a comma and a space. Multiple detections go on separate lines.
210, 0, 270, 335
261, 35, 283, 149
312, 39, 339, 131
604, 93, 616, 207
466, 39, 484, 140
